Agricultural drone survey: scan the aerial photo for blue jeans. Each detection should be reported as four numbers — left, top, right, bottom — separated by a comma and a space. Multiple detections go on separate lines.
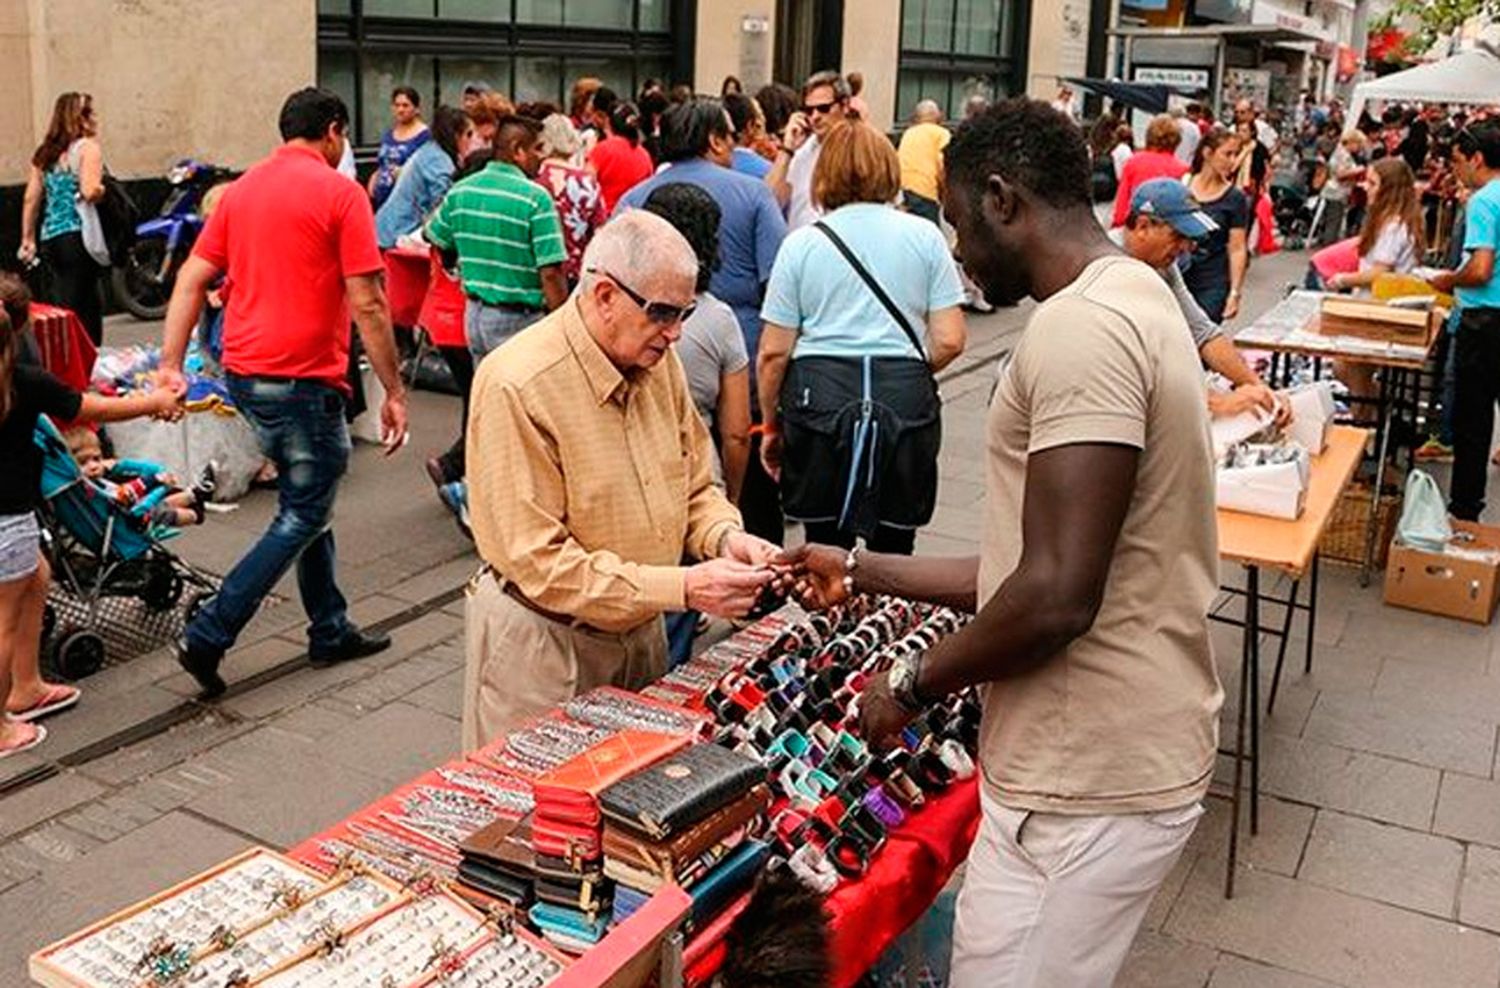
187, 375, 354, 655
465, 299, 545, 366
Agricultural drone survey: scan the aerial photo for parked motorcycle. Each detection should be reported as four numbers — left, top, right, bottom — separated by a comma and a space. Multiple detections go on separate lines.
111, 159, 235, 320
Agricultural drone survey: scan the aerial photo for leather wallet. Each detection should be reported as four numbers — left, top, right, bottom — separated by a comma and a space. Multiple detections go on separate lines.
601, 784, 770, 884
599, 742, 766, 840
535, 872, 613, 915
531, 815, 603, 867
688, 839, 770, 929
533, 731, 691, 805
456, 858, 533, 907
530, 901, 608, 947
459, 813, 536, 882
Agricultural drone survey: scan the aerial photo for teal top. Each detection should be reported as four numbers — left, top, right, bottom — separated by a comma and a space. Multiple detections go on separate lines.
40, 165, 82, 241
1458, 178, 1500, 311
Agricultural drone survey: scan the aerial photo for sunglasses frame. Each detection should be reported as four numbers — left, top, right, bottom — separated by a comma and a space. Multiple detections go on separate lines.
588, 267, 697, 325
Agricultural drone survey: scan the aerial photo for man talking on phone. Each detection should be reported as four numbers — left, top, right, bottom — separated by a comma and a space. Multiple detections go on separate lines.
156, 87, 408, 698
766, 70, 850, 231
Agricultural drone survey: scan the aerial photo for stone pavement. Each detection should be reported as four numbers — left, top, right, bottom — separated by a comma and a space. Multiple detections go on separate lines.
7, 248, 1500, 986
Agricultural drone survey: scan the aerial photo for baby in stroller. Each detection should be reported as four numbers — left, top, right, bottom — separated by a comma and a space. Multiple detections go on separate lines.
63, 427, 216, 529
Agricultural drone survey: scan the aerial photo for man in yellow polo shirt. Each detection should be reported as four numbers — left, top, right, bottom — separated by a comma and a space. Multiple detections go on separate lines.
897, 99, 950, 225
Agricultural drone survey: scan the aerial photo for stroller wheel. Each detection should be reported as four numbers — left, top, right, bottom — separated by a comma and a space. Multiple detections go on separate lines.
42, 603, 56, 646
53, 630, 106, 681
143, 567, 185, 612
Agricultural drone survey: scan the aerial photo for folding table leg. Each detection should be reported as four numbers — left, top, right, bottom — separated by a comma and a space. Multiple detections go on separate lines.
1247, 566, 1261, 835
1226, 565, 1251, 899
1361, 371, 1397, 587
1267, 575, 1300, 716
1305, 553, 1320, 675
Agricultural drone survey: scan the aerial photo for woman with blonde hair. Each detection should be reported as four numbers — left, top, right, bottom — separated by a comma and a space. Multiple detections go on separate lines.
757, 121, 967, 554
19, 92, 107, 345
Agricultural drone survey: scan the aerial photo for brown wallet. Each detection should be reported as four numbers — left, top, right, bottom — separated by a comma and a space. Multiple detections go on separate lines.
601, 784, 770, 884
460, 813, 537, 881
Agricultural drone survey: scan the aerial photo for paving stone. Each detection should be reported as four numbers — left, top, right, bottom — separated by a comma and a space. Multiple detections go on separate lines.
1165, 857, 1500, 988
0, 772, 107, 841
1184, 795, 1314, 878
1207, 956, 1345, 987
80, 712, 256, 787
273, 702, 359, 741
1372, 657, 1500, 724
156, 634, 306, 698
219, 660, 370, 720
367, 610, 465, 670
385, 556, 478, 605
1338, 604, 1493, 674
31, 685, 186, 762
324, 652, 456, 713
1300, 811, 1463, 918
18, 822, 100, 865
1116, 931, 1218, 988
1144, 847, 1196, 933
1434, 773, 1500, 848
185, 727, 391, 848
1258, 734, 1440, 830
1460, 845, 1500, 934
1302, 692, 1495, 777
403, 668, 464, 719
98, 794, 160, 829
317, 702, 460, 786
58, 805, 131, 843
0, 747, 50, 789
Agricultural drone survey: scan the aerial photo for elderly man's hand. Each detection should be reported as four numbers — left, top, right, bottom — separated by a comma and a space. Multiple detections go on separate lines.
684, 559, 774, 619
721, 530, 781, 567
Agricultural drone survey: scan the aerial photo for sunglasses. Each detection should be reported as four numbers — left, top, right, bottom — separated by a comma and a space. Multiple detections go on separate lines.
803, 100, 841, 116
589, 268, 696, 325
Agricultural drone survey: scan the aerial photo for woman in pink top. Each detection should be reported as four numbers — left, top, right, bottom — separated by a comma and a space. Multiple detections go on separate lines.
1110, 114, 1189, 227
587, 89, 653, 213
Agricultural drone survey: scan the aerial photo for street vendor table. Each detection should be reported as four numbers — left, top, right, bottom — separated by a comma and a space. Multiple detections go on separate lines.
384, 245, 468, 391
30, 302, 96, 392
1213, 424, 1366, 898
1233, 290, 1436, 586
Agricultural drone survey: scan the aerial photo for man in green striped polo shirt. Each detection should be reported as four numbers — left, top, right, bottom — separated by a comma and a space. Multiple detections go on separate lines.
427, 115, 569, 365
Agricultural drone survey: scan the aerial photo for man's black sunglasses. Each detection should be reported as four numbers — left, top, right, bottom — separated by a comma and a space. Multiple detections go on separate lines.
588, 268, 697, 325
803, 100, 842, 116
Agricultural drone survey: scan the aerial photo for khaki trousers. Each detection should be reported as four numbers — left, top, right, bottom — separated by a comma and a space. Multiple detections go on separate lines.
949, 787, 1202, 987
461, 568, 668, 751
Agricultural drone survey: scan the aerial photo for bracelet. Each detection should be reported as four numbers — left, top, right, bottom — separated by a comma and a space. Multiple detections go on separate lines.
842, 545, 860, 599
787, 843, 839, 893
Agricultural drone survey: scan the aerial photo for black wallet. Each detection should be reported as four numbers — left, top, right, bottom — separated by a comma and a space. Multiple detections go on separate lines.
599, 742, 765, 840
457, 858, 533, 907
535, 873, 613, 915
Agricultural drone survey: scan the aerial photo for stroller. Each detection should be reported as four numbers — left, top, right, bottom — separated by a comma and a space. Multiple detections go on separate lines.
1269, 157, 1324, 249
34, 416, 217, 679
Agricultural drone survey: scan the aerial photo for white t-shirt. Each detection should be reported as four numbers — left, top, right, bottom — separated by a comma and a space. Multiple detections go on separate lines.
1176, 118, 1201, 166
1112, 142, 1133, 181
786, 135, 822, 231
1360, 219, 1418, 274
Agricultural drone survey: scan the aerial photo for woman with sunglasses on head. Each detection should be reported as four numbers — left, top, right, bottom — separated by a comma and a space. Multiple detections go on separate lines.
19, 92, 107, 345
757, 121, 967, 556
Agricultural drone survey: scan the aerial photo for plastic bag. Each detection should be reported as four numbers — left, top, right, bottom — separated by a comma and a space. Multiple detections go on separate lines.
1397, 469, 1452, 552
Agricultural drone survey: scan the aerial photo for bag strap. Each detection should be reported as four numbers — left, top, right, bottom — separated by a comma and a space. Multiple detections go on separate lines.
813, 221, 926, 359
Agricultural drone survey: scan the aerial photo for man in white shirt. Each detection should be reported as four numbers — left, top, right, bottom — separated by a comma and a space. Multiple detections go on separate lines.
1175, 108, 1200, 166
766, 70, 849, 231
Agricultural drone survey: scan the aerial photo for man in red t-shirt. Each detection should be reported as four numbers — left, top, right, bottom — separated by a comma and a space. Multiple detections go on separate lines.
156, 88, 408, 698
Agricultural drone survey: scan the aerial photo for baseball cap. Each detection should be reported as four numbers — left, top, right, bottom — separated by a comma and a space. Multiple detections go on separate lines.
1131, 179, 1219, 239
461, 80, 493, 96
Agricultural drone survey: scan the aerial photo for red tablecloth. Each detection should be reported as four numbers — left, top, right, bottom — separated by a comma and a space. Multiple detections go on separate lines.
30, 302, 96, 391
384, 246, 467, 348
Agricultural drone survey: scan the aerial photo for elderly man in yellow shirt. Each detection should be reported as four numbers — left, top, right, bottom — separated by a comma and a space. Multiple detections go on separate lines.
897, 99, 951, 226
461, 210, 780, 748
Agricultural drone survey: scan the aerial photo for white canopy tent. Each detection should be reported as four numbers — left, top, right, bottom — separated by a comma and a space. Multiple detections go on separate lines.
1348, 48, 1500, 126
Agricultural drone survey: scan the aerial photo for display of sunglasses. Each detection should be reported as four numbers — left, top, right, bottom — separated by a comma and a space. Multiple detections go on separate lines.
803, 100, 841, 116
587, 267, 697, 325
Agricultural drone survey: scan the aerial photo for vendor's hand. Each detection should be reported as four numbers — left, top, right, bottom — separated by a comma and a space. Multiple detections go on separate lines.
776, 543, 849, 611
147, 387, 184, 420
1271, 392, 1293, 428
1223, 293, 1242, 320
858, 672, 918, 751
155, 367, 188, 400
380, 388, 409, 457
722, 529, 781, 567
759, 431, 783, 482
1207, 387, 1267, 420
684, 558, 774, 619
1426, 269, 1459, 295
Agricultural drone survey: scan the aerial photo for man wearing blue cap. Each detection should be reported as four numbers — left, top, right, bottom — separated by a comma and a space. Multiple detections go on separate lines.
1117, 178, 1284, 421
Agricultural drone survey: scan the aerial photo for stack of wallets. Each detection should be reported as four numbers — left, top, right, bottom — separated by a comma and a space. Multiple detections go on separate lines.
458, 813, 537, 908
524, 730, 692, 952
597, 743, 769, 928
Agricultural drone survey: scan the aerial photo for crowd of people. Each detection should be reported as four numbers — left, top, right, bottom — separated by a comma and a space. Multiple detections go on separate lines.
7, 57, 1500, 985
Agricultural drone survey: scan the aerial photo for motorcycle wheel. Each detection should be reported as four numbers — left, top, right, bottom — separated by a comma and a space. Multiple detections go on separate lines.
110, 239, 175, 321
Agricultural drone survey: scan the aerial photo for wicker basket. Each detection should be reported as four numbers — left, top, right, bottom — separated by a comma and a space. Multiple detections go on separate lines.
1319, 482, 1402, 568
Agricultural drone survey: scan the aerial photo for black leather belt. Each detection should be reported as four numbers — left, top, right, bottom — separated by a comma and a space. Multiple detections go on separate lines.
491, 572, 608, 635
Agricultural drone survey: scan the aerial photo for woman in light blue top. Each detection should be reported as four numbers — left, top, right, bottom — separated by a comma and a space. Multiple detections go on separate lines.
369, 86, 431, 208
758, 121, 967, 554
19, 92, 107, 345
375, 105, 473, 249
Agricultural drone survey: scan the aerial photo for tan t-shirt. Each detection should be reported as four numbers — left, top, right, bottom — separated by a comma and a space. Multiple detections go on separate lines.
977, 255, 1223, 816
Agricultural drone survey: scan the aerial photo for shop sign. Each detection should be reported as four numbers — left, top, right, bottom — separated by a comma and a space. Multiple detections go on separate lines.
1250, 0, 1332, 41
1134, 66, 1211, 89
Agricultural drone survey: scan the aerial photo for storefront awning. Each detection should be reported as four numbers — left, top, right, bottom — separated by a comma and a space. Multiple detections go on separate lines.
1064, 77, 1204, 114
1109, 23, 1329, 46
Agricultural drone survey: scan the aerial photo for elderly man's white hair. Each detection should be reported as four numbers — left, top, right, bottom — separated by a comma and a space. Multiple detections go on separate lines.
582, 210, 698, 291
913, 99, 943, 123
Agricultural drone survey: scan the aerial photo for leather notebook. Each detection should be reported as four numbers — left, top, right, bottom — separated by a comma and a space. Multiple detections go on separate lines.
601, 784, 770, 883
599, 742, 766, 840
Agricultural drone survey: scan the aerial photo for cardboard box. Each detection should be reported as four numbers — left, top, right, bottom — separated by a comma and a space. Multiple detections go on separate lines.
1384, 521, 1500, 624
1285, 382, 1335, 454
1316, 295, 1439, 348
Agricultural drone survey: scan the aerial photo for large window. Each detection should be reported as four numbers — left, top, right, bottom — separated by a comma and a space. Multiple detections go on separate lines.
897, 0, 1029, 122
318, 1, 684, 147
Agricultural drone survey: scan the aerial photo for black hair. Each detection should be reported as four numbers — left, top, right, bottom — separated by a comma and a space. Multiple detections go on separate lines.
717, 866, 830, 988
945, 97, 1092, 210
494, 113, 540, 158
755, 83, 798, 138
593, 87, 621, 119
514, 100, 561, 121
661, 97, 730, 163
639, 88, 670, 123
392, 85, 421, 107
721, 75, 743, 96
1457, 120, 1500, 169
642, 183, 721, 293
723, 93, 756, 140
279, 87, 350, 142
611, 103, 642, 146
429, 105, 469, 167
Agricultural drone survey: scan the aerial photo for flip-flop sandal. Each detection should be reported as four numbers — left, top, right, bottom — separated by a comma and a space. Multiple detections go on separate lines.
8, 683, 81, 722
0, 722, 46, 759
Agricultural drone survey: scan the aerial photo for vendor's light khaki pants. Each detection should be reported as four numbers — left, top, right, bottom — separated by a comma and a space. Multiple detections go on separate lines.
461, 568, 667, 751
949, 787, 1202, 988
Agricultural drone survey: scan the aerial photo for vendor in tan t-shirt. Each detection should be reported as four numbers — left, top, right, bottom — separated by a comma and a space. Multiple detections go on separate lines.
785, 99, 1223, 988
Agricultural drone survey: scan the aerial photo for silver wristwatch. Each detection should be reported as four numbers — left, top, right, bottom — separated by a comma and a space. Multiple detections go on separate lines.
888, 651, 926, 712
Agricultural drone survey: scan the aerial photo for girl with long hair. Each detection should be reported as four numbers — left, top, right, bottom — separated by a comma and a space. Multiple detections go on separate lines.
18, 92, 106, 345
1184, 127, 1251, 321
1325, 157, 1425, 292
0, 309, 180, 757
